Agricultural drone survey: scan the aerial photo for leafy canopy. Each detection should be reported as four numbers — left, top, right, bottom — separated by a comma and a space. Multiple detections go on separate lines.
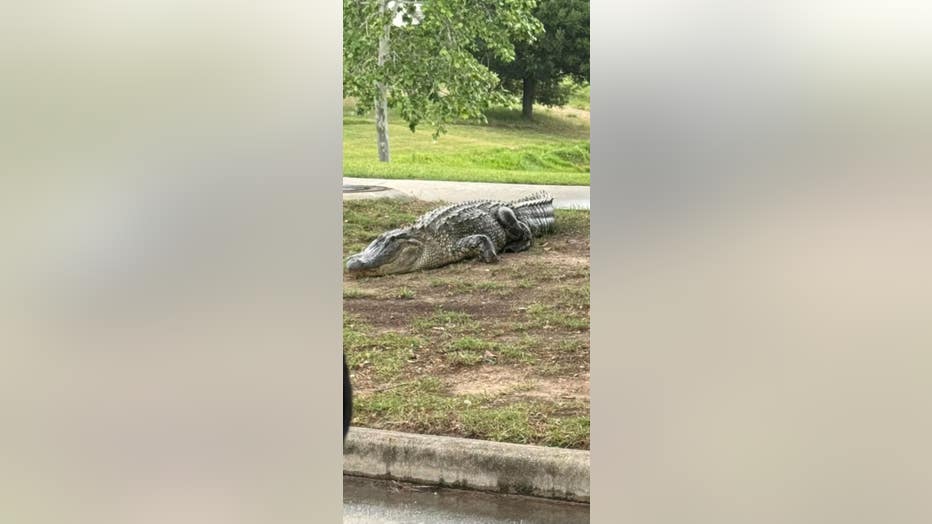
484, 0, 589, 109
343, 0, 543, 137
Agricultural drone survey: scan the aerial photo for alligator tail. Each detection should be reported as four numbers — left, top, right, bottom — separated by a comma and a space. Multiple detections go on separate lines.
509, 191, 555, 235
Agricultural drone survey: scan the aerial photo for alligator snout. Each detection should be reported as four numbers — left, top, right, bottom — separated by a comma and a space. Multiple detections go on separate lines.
346, 253, 382, 274
345, 255, 367, 271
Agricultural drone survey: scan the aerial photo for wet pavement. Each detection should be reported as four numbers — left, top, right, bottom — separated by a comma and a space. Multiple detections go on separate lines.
343, 476, 589, 523
342, 177, 590, 210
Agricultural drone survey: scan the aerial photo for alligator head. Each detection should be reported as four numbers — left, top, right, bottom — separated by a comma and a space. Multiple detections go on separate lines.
345, 228, 424, 276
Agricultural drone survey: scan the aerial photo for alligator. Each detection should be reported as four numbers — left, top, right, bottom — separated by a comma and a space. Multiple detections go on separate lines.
345, 191, 555, 276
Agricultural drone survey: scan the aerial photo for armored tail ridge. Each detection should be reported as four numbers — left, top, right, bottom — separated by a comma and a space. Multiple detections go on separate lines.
508, 191, 555, 235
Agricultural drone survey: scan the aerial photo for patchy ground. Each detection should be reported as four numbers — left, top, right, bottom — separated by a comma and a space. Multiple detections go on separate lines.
343, 198, 590, 449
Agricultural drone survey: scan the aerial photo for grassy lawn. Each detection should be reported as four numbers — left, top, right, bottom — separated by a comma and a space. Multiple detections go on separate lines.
343, 198, 590, 449
568, 82, 590, 111
343, 89, 590, 186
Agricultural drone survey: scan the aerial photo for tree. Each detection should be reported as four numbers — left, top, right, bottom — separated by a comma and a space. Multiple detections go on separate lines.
343, 0, 543, 162
481, 0, 589, 120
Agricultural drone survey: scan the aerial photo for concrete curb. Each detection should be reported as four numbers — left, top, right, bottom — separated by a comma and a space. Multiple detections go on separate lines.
343, 427, 590, 503
342, 186, 411, 201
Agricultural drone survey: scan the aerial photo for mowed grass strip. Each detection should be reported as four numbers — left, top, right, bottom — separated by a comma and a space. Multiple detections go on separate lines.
343, 163, 589, 186
352, 378, 590, 449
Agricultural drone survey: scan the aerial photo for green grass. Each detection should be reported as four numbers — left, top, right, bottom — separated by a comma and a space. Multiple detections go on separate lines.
558, 283, 591, 311
449, 336, 497, 352
567, 80, 590, 111
353, 378, 590, 448
343, 97, 590, 186
412, 309, 478, 332
497, 337, 539, 364
553, 208, 591, 236
444, 336, 497, 367
343, 286, 375, 299
427, 278, 514, 297
524, 303, 589, 331
441, 335, 539, 367
412, 309, 475, 328
343, 323, 424, 381
557, 339, 585, 353
395, 287, 416, 299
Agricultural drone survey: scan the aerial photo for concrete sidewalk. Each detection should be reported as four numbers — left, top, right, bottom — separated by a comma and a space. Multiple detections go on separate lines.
343, 177, 590, 210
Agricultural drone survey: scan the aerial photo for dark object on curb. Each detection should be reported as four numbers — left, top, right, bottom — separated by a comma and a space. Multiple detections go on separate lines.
345, 191, 555, 276
344, 354, 352, 439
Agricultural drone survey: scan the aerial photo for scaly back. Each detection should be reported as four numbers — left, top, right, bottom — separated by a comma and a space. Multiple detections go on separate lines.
411, 192, 555, 236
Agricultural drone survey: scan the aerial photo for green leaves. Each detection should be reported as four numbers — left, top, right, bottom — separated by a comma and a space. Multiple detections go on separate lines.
478, 0, 590, 117
343, 0, 544, 143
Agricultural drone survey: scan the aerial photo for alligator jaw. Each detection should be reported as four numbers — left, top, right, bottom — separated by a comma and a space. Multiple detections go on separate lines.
345, 254, 382, 277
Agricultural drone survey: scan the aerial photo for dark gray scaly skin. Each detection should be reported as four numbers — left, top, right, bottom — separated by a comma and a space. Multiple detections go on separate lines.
345, 191, 555, 276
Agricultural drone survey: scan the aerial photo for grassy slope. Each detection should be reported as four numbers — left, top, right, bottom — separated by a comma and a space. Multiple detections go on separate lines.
343, 87, 591, 186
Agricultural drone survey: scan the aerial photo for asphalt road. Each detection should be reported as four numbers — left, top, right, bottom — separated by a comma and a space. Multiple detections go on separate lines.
343, 476, 589, 523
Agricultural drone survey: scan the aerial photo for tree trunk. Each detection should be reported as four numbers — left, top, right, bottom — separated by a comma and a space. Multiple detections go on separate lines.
375, 3, 391, 162
375, 84, 390, 162
522, 77, 537, 120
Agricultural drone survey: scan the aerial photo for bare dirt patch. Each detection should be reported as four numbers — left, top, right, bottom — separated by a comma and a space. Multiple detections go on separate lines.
449, 367, 590, 401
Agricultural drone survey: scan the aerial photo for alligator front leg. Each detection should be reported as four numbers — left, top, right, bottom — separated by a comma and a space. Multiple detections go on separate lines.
454, 234, 500, 263
496, 206, 534, 253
